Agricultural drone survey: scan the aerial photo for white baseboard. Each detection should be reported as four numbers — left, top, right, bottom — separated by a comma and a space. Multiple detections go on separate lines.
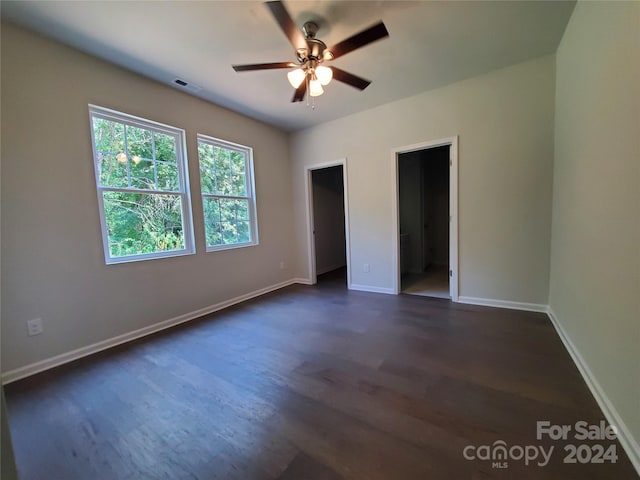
292, 277, 314, 285
349, 283, 395, 295
1, 278, 299, 385
546, 307, 640, 475
457, 296, 548, 312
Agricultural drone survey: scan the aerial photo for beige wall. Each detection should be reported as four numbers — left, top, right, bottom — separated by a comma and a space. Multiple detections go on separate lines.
291, 55, 555, 301
1, 24, 295, 372
550, 0, 640, 455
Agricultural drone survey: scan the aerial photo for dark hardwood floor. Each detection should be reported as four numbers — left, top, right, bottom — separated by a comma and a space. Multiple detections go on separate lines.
5, 269, 638, 479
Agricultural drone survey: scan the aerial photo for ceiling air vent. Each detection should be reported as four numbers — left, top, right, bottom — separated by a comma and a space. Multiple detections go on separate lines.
172, 78, 202, 93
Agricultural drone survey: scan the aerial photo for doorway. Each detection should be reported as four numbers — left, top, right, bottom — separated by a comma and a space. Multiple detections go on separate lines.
307, 162, 350, 287
393, 138, 458, 300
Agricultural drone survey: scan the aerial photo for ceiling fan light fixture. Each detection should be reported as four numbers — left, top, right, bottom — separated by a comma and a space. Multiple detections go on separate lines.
309, 77, 324, 97
315, 65, 333, 86
287, 68, 306, 88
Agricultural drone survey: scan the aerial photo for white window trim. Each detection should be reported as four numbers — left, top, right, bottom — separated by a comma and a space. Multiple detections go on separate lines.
197, 134, 259, 252
89, 105, 195, 264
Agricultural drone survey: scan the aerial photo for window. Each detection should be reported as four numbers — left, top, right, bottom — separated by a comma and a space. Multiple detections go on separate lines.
197, 134, 258, 251
89, 105, 194, 264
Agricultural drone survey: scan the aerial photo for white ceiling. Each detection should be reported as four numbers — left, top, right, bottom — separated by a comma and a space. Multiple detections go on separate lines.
1, 1, 575, 132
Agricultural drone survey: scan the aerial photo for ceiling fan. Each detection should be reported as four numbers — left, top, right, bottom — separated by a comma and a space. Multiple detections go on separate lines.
232, 0, 389, 103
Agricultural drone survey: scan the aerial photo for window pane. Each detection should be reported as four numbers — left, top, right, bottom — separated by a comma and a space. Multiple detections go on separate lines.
130, 160, 155, 190
198, 143, 214, 170
215, 170, 233, 195
200, 169, 215, 194
219, 198, 237, 223
204, 216, 222, 248
203, 198, 223, 246
231, 173, 247, 196
99, 154, 128, 188
93, 118, 124, 153
203, 197, 220, 223
213, 146, 230, 171
204, 198, 252, 246
207, 222, 223, 246
199, 143, 215, 194
103, 191, 185, 257
198, 143, 246, 196
237, 221, 250, 243
154, 132, 176, 162
200, 172, 215, 194
157, 163, 179, 191
235, 199, 249, 220
127, 125, 153, 159
231, 151, 245, 175
221, 222, 237, 244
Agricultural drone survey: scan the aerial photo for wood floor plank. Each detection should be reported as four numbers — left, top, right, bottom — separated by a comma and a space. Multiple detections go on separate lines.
277, 452, 345, 480
5, 269, 638, 479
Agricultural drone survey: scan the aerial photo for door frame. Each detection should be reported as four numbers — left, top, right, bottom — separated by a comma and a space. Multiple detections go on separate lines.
305, 159, 352, 287
391, 137, 459, 300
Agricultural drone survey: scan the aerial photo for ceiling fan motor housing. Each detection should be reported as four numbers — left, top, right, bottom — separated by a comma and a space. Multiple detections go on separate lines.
297, 22, 331, 64
299, 38, 328, 63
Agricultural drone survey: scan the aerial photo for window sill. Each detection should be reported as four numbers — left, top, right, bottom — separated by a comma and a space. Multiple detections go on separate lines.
105, 248, 196, 265
205, 241, 259, 253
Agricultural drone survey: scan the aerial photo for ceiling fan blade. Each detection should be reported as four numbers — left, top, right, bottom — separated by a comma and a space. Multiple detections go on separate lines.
326, 22, 389, 60
265, 1, 309, 56
233, 62, 297, 72
292, 81, 306, 102
330, 67, 371, 91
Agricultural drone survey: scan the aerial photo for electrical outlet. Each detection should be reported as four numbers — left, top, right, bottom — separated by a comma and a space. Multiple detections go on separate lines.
363, 263, 370, 273
279, 261, 285, 270
27, 318, 44, 336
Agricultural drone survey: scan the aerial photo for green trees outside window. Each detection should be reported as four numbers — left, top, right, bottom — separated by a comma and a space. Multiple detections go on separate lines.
90, 107, 193, 263
197, 136, 257, 250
